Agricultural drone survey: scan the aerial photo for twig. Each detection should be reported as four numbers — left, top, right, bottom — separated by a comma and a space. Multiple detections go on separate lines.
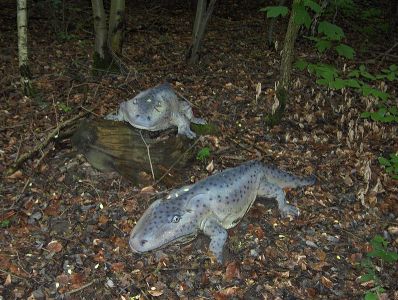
7, 110, 90, 174
139, 131, 155, 180
34, 142, 53, 168
64, 280, 95, 296
0, 123, 27, 132
80, 105, 100, 117
376, 42, 398, 67
0, 268, 27, 282
14, 137, 23, 163
3, 178, 31, 212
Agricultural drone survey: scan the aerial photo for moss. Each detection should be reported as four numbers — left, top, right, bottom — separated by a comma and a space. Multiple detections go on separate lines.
191, 122, 219, 136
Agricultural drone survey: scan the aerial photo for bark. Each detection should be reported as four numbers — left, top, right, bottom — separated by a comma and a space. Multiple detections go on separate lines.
187, 0, 216, 64
108, 0, 125, 56
71, 119, 193, 184
265, 0, 301, 126
17, 0, 34, 96
91, 0, 114, 72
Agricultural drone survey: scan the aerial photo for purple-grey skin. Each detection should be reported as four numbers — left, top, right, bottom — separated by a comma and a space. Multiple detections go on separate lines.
129, 160, 316, 262
105, 83, 206, 139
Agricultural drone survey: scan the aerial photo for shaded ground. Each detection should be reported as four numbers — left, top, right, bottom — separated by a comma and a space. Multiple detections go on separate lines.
1, 1, 397, 299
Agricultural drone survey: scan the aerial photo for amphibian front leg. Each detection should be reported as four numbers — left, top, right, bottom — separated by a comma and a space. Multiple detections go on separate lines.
202, 217, 227, 263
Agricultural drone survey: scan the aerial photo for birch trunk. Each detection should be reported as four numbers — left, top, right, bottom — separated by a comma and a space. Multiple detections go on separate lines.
265, 0, 300, 126
91, 0, 113, 72
187, 0, 216, 64
17, 0, 34, 96
108, 0, 125, 56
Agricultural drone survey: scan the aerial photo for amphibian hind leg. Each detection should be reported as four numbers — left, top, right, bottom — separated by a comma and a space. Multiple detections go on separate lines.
258, 182, 300, 217
174, 114, 196, 138
202, 217, 227, 263
191, 117, 207, 125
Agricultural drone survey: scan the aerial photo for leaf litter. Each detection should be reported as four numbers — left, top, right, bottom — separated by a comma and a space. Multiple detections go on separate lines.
0, 1, 397, 299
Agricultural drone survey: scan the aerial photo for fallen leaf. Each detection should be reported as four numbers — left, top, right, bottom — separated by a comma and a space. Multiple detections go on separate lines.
111, 262, 125, 272
98, 215, 108, 224
254, 226, 265, 239
307, 287, 317, 298
93, 249, 105, 263
206, 160, 214, 172
4, 274, 12, 286
141, 186, 155, 194
213, 286, 239, 300
321, 276, 333, 289
148, 288, 163, 297
225, 262, 241, 280
56, 274, 70, 286
315, 249, 326, 261
70, 273, 85, 285
47, 240, 63, 253
7, 170, 23, 179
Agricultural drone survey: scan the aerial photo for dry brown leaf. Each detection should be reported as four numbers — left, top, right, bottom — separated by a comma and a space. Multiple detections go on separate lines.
206, 160, 214, 172
315, 249, 326, 261
213, 286, 239, 300
225, 261, 241, 280
141, 186, 155, 194
44, 202, 60, 216
93, 249, 105, 263
47, 240, 63, 253
148, 288, 163, 297
4, 274, 12, 286
98, 215, 108, 224
7, 170, 23, 179
0, 255, 11, 270
70, 273, 85, 285
111, 262, 125, 273
254, 226, 265, 239
321, 276, 333, 289
9, 264, 28, 277
311, 261, 328, 271
56, 274, 70, 286
306, 287, 317, 298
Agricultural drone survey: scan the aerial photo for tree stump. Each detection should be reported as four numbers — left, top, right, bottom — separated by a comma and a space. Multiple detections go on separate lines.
71, 119, 194, 184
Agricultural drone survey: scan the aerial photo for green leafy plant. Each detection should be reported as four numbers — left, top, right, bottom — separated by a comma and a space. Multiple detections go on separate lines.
377, 65, 398, 81
259, 6, 289, 18
361, 106, 398, 123
57, 102, 72, 113
0, 220, 10, 228
196, 147, 211, 161
261, 1, 355, 59
378, 153, 398, 179
361, 235, 398, 299
295, 60, 395, 120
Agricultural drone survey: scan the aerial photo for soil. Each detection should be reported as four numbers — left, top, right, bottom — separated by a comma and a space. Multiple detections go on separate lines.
1, 1, 397, 299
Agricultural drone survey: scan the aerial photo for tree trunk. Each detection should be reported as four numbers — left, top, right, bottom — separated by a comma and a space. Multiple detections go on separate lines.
17, 0, 34, 96
91, 0, 114, 73
187, 0, 216, 64
108, 0, 125, 56
265, 0, 300, 126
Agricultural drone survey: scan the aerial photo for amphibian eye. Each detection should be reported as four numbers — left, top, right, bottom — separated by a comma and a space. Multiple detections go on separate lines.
171, 215, 181, 223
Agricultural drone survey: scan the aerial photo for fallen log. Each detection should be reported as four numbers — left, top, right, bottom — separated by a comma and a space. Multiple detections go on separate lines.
71, 119, 196, 184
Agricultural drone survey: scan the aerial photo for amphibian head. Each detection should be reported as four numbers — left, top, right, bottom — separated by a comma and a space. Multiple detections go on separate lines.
129, 198, 198, 253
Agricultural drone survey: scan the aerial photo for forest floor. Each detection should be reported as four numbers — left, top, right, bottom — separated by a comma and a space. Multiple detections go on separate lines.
1, 1, 397, 299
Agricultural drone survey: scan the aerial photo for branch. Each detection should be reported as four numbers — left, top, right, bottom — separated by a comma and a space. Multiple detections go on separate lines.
6, 110, 90, 175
